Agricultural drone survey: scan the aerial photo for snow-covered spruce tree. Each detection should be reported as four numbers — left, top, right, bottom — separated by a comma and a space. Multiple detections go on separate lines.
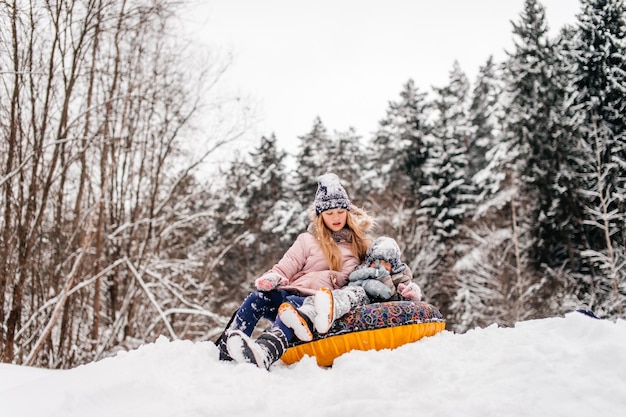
242, 134, 297, 260
418, 61, 475, 243
371, 79, 431, 204
366, 79, 432, 267
290, 119, 369, 234
417, 61, 476, 318
450, 227, 511, 332
513, 0, 585, 268
328, 127, 369, 196
468, 130, 542, 326
466, 56, 503, 180
571, 0, 626, 248
579, 127, 626, 317
467, 54, 511, 226
566, 0, 626, 317
500, 0, 586, 319
203, 156, 255, 314
450, 57, 513, 331
207, 135, 294, 316
294, 117, 335, 210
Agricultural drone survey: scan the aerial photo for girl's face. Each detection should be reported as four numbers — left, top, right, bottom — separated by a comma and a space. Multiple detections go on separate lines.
321, 209, 348, 232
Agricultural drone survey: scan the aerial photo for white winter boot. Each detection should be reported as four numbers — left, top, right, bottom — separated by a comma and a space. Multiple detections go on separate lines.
313, 287, 334, 334
226, 328, 288, 370
278, 301, 315, 342
314, 286, 369, 334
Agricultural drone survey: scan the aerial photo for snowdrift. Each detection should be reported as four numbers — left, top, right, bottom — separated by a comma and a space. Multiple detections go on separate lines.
2, 312, 626, 417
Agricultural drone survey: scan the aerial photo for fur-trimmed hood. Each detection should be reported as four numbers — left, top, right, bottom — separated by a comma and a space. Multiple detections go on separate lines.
365, 236, 406, 274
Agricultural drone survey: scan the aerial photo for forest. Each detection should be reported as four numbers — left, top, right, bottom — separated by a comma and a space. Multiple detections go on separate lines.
1, 0, 625, 368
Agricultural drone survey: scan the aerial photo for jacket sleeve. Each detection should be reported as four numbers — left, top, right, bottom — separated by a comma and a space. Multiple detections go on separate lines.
389, 264, 414, 300
261, 233, 309, 282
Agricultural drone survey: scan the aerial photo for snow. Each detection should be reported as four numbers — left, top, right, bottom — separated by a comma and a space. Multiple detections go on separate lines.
317, 173, 347, 198
367, 236, 402, 263
2, 311, 625, 417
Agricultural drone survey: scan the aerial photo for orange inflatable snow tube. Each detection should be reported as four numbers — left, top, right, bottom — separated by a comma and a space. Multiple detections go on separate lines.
281, 301, 446, 367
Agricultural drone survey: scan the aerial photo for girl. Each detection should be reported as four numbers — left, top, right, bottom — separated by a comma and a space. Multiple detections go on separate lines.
218, 173, 373, 369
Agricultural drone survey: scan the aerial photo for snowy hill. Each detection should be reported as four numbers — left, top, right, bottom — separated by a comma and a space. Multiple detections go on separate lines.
2, 311, 625, 417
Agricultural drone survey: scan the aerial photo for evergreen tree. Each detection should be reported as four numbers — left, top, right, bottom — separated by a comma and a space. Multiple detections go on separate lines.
418, 61, 474, 242
448, 57, 517, 332
206, 154, 255, 310
570, 0, 626, 246
369, 79, 431, 205
329, 127, 368, 195
359, 79, 430, 275
244, 134, 297, 250
366, 80, 432, 266
567, 0, 626, 316
467, 56, 503, 179
504, 0, 585, 272
450, 228, 510, 332
416, 61, 474, 319
207, 135, 293, 310
294, 117, 335, 209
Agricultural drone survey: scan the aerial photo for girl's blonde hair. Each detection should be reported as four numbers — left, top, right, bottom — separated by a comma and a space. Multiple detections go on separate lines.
312, 206, 372, 270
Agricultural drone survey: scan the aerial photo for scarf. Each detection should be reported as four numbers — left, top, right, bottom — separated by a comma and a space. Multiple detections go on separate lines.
332, 228, 352, 243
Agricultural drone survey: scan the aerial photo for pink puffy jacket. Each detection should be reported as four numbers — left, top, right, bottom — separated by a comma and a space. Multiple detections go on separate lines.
258, 206, 373, 296
260, 232, 360, 296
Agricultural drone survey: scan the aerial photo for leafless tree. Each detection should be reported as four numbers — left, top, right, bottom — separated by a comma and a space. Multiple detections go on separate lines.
1, 0, 249, 367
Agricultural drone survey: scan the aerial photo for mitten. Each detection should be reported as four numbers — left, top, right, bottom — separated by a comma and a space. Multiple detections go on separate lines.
372, 264, 390, 279
349, 266, 389, 282
255, 272, 288, 291
362, 279, 393, 300
349, 267, 377, 282
397, 282, 422, 301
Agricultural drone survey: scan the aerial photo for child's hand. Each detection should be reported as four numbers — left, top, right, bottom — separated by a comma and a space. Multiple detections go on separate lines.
398, 282, 422, 301
349, 267, 377, 282
349, 266, 389, 282
372, 265, 390, 279
255, 272, 288, 291
362, 279, 393, 300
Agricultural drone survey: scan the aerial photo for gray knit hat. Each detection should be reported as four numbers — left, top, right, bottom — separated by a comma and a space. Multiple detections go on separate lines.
314, 173, 351, 215
365, 236, 406, 274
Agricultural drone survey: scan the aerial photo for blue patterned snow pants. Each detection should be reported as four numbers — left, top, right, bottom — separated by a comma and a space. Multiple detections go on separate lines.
232, 289, 304, 341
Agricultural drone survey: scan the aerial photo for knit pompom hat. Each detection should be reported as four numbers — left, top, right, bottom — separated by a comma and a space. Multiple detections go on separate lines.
365, 236, 406, 274
314, 173, 351, 215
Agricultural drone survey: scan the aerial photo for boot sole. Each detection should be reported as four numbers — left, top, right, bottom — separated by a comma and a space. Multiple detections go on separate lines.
278, 303, 313, 342
314, 287, 334, 334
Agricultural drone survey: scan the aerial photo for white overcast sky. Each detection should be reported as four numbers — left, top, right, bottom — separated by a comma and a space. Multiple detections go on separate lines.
183, 0, 581, 156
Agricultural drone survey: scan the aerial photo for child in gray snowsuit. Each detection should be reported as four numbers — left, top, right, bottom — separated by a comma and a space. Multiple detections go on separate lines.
278, 236, 423, 342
